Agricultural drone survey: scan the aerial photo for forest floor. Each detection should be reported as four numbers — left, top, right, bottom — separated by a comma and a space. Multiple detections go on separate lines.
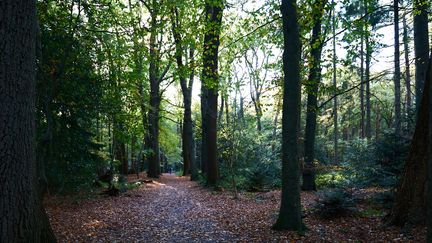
45, 173, 426, 242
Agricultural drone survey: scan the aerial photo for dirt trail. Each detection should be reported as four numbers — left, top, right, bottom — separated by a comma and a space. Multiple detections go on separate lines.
47, 174, 237, 242
46, 174, 427, 242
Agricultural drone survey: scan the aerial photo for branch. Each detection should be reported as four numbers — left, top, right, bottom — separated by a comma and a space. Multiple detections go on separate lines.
318, 71, 387, 109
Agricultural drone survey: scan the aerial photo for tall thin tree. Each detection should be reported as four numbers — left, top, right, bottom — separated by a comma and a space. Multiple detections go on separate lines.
393, 0, 402, 134
273, 0, 303, 231
302, 0, 327, 191
171, 5, 197, 179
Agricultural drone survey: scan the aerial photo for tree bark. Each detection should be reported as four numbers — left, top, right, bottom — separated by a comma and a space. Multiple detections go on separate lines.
201, 0, 223, 187
393, 0, 402, 135
0, 0, 56, 241
427, 53, 432, 243
147, 0, 161, 178
413, 0, 429, 109
332, 1, 338, 164
402, 14, 412, 113
365, 0, 372, 140
302, 0, 327, 191
273, 0, 303, 231
171, 7, 196, 178
360, 33, 365, 138
389, 54, 431, 226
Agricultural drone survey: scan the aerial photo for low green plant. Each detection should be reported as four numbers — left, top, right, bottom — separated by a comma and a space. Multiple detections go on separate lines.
314, 189, 357, 219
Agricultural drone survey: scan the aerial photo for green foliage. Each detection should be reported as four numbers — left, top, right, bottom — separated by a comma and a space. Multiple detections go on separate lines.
315, 170, 350, 189
314, 189, 357, 219
218, 113, 281, 191
340, 131, 409, 188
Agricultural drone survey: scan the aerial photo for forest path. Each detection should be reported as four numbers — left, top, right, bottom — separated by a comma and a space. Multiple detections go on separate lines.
46, 174, 238, 242
46, 174, 427, 242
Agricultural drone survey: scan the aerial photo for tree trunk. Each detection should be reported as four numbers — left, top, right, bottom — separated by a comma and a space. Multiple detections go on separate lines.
427, 54, 432, 243
332, 1, 338, 164
393, 0, 402, 135
189, 48, 198, 181
389, 54, 431, 226
365, 0, 372, 139
147, 0, 161, 178
201, 0, 223, 187
413, 0, 429, 109
200, 84, 208, 175
375, 104, 381, 140
302, 0, 326, 191
402, 14, 412, 113
273, 0, 303, 231
171, 7, 194, 177
360, 33, 365, 138
0, 1, 56, 241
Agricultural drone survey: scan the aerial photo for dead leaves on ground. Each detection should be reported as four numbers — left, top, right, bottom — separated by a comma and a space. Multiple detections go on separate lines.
45, 174, 426, 242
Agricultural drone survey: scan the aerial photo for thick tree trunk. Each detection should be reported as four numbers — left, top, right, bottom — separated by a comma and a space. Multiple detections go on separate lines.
273, 0, 303, 231
201, 0, 223, 187
393, 0, 402, 134
389, 54, 431, 226
428, 54, 432, 243
0, 1, 56, 241
302, 0, 326, 191
413, 0, 429, 109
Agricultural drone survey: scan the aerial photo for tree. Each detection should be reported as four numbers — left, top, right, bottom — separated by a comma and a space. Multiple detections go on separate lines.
244, 46, 269, 132
402, 11, 412, 113
0, 0, 56, 241
302, 0, 327, 191
332, 0, 338, 164
171, 4, 198, 179
143, 0, 171, 178
428, 54, 432, 243
273, 0, 303, 231
393, 0, 402, 134
389, 54, 431, 226
201, 0, 224, 186
413, 0, 429, 108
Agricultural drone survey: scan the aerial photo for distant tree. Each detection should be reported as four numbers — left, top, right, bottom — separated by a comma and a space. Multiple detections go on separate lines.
393, 0, 402, 134
302, 0, 328, 191
273, 0, 303, 231
402, 11, 412, 113
0, 0, 56, 241
171, 3, 198, 179
142, 0, 171, 178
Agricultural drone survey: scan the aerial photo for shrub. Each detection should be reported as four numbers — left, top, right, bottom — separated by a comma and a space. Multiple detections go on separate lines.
314, 189, 357, 219
370, 190, 395, 209
315, 171, 350, 189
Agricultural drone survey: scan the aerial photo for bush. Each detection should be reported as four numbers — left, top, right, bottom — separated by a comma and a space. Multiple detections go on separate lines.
314, 189, 357, 219
370, 190, 395, 209
315, 171, 350, 189
339, 131, 410, 188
